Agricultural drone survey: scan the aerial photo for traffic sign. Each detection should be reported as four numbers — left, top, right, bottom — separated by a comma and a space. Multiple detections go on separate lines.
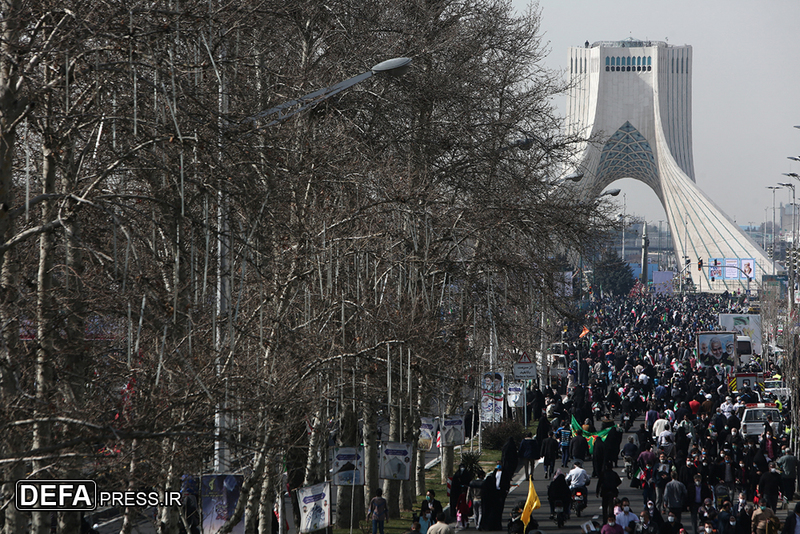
517, 351, 532, 364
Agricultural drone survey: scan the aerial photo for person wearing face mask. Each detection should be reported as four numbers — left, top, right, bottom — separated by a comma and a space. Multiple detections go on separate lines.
636, 510, 658, 534
602, 514, 624, 534
717, 501, 733, 534
663, 511, 684, 534
646, 500, 665, 529
616, 498, 639, 533
418, 505, 432, 534
690, 474, 713, 534
756, 462, 782, 511
467, 471, 484, 530
751, 502, 776, 534
702, 520, 718, 534
421, 490, 443, 523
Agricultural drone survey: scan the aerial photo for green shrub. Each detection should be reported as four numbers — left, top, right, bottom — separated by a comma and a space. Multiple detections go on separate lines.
481, 420, 526, 450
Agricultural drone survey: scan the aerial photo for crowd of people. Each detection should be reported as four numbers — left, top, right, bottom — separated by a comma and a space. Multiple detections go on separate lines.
531, 293, 796, 534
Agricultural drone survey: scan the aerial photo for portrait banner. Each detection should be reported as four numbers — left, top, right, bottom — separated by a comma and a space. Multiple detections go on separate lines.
480, 371, 504, 423
297, 481, 330, 533
697, 331, 736, 366
441, 414, 465, 446
724, 259, 739, 279
419, 417, 435, 451
379, 442, 412, 480
201, 474, 245, 534
331, 446, 364, 486
718, 314, 762, 356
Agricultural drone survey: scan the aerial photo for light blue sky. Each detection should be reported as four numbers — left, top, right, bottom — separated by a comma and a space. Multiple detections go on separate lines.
513, 0, 800, 229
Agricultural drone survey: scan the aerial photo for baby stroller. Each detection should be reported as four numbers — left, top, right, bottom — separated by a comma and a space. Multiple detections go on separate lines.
714, 484, 731, 509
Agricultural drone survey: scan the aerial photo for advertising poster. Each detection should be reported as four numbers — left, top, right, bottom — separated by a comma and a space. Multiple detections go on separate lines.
507, 381, 525, 408
418, 417, 435, 451
331, 446, 364, 486
480, 371, 504, 423
708, 263, 723, 281
718, 314, 762, 356
297, 481, 330, 533
724, 259, 739, 279
697, 331, 736, 366
653, 271, 674, 295
379, 442, 412, 480
740, 259, 755, 279
201, 474, 244, 534
441, 414, 465, 446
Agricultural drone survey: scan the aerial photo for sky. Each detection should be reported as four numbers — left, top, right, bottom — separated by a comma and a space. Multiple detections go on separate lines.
512, 0, 800, 229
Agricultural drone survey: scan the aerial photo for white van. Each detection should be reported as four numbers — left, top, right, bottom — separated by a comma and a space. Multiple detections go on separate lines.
741, 403, 781, 437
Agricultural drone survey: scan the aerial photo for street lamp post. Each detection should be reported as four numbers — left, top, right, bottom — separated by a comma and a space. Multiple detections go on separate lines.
214, 57, 412, 473
779, 182, 796, 312
768, 186, 780, 275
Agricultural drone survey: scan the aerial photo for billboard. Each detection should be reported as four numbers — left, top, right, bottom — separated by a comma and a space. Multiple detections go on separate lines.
708, 258, 755, 280
201, 474, 244, 534
441, 414, 465, 446
507, 381, 525, 408
480, 371, 504, 423
718, 314, 762, 356
331, 447, 364, 486
418, 417, 435, 451
697, 331, 736, 367
297, 482, 330, 533
379, 442, 412, 480
653, 271, 674, 295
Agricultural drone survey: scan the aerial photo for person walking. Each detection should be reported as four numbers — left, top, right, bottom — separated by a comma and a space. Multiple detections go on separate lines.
776, 447, 797, 501
541, 430, 559, 479
665, 471, 688, 525
757, 463, 782, 512
598, 460, 623, 521
368, 488, 388, 534
427, 513, 454, 534
518, 432, 538, 479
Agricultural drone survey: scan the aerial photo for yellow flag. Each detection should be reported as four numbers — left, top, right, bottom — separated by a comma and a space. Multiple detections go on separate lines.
521, 475, 540, 528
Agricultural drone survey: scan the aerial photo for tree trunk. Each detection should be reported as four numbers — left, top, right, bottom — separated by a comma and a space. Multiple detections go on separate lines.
362, 400, 379, 511
382, 402, 401, 519
31, 143, 57, 534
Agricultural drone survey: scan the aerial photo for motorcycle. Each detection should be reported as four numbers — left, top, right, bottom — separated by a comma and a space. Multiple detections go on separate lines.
592, 402, 603, 421
552, 499, 566, 528
571, 486, 587, 517
622, 412, 633, 431
624, 455, 634, 479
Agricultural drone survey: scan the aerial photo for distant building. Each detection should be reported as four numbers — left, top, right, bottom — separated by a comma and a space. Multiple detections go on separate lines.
565, 38, 773, 291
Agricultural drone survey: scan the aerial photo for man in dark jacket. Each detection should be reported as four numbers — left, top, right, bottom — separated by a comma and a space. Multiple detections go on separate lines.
597, 460, 622, 520
757, 462, 782, 511
780, 501, 800, 534
518, 433, 537, 479
540, 431, 559, 479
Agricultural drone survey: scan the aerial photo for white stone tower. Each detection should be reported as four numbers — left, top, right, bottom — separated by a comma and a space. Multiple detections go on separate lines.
567, 38, 773, 292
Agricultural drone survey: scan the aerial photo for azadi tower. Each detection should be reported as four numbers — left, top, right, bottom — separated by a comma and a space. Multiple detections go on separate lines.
566, 38, 773, 293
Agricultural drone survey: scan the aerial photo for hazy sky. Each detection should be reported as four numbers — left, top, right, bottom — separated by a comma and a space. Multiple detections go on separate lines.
512, 0, 800, 229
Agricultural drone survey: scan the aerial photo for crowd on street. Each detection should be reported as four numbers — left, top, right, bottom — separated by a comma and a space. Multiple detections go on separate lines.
432, 293, 798, 534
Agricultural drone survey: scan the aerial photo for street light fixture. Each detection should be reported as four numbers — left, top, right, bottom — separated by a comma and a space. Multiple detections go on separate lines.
599, 188, 621, 197
768, 186, 780, 275
246, 57, 412, 129
788, 157, 800, 163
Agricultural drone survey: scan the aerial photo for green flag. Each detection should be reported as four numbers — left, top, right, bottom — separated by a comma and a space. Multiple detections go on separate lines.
571, 415, 614, 454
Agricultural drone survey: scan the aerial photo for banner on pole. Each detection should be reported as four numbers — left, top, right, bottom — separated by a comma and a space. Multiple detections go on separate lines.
480, 371, 504, 423
379, 442, 412, 480
296, 481, 331, 533
441, 414, 465, 446
419, 417, 435, 451
331, 446, 364, 486
507, 382, 525, 408
201, 474, 245, 534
